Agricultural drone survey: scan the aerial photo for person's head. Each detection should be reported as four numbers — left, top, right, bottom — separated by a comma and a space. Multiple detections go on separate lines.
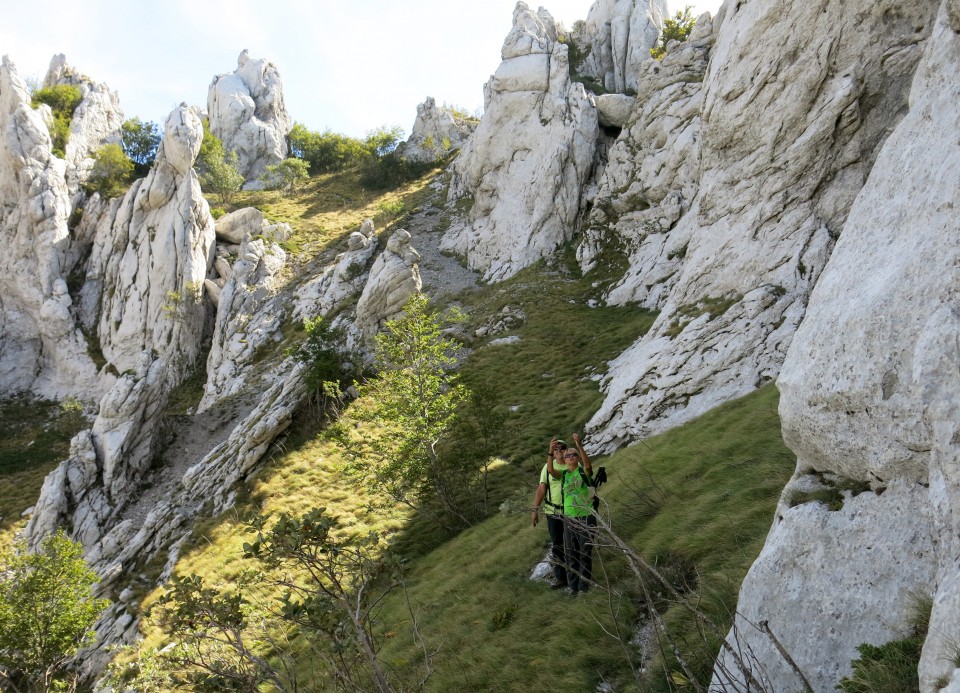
561, 448, 580, 469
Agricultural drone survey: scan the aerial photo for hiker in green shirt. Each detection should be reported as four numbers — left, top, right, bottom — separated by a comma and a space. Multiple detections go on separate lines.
544, 432, 595, 593
531, 437, 569, 588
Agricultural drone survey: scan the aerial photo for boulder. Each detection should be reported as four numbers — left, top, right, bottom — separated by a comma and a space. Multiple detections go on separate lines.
442, 2, 599, 282
594, 93, 636, 127
293, 218, 378, 323
207, 50, 292, 187
214, 206, 263, 244
0, 56, 101, 399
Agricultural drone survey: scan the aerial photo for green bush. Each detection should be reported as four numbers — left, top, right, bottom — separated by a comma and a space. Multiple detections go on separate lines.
196, 123, 244, 204
262, 157, 309, 195
85, 143, 134, 198
120, 117, 161, 175
651, 7, 696, 59
31, 84, 83, 158
287, 123, 367, 174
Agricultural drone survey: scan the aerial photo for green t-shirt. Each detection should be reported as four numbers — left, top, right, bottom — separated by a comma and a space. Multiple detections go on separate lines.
562, 467, 594, 518
539, 461, 565, 515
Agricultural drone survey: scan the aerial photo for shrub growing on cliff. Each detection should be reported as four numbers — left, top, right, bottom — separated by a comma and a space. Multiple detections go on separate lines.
31, 84, 83, 158
651, 7, 696, 59
85, 143, 134, 198
263, 157, 309, 195
0, 531, 109, 693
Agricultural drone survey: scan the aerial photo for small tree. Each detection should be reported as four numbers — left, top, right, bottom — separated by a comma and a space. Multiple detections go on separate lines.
85, 143, 134, 198
120, 117, 161, 174
343, 294, 468, 521
0, 531, 109, 693
262, 157, 309, 195
195, 123, 245, 204
651, 7, 696, 59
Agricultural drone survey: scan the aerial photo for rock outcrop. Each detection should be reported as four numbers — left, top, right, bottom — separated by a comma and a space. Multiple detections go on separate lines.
401, 96, 477, 163
208, 50, 292, 187
28, 104, 215, 546
584, 0, 938, 452
716, 1, 960, 688
0, 56, 112, 400
574, 0, 669, 93
43, 54, 124, 190
442, 1, 599, 281
355, 228, 422, 338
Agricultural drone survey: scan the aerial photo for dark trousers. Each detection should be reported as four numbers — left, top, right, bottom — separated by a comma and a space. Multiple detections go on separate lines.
546, 515, 567, 585
562, 515, 596, 592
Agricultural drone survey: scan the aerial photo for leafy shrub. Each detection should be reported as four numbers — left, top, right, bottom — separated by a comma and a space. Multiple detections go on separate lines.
209, 206, 227, 220
31, 84, 83, 157
292, 317, 363, 421
287, 122, 367, 174
120, 117, 161, 174
85, 143, 134, 198
262, 157, 309, 195
196, 122, 244, 204
651, 7, 696, 59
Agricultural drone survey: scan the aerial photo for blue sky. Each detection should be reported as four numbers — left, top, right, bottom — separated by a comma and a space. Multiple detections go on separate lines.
1, 0, 723, 139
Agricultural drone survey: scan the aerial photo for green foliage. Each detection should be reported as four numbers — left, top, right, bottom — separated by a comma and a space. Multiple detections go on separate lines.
209, 206, 227, 220
439, 102, 480, 122
120, 117, 161, 174
651, 7, 696, 59
31, 85, 83, 158
121, 509, 403, 692
84, 143, 134, 198
343, 294, 469, 522
787, 473, 873, 511
0, 531, 109, 692
196, 124, 245, 204
263, 157, 309, 195
287, 123, 368, 175
291, 317, 364, 421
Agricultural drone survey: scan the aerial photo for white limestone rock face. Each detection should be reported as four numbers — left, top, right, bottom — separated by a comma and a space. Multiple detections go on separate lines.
715, 3, 960, 689
402, 96, 478, 163
198, 236, 286, 412
208, 50, 292, 187
28, 105, 215, 547
575, 0, 669, 93
84, 105, 214, 377
442, 2, 599, 282
586, 0, 939, 452
0, 56, 100, 399
355, 229, 422, 338
43, 54, 124, 191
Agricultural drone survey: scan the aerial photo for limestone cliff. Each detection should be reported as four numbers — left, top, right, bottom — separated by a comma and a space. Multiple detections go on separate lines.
442, 1, 599, 281
715, 1, 960, 689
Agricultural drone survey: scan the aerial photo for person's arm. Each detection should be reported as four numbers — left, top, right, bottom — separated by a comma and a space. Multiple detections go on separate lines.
544, 438, 563, 479
572, 433, 592, 476
531, 482, 547, 526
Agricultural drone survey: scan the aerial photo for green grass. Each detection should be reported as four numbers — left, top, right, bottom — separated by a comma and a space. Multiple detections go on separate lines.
0, 398, 87, 536
212, 164, 444, 262
373, 384, 795, 692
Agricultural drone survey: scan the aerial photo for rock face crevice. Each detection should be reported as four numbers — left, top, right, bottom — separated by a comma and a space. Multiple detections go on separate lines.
716, 1, 960, 687
442, 1, 599, 282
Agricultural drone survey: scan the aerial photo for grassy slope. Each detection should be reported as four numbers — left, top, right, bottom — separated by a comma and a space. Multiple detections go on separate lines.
0, 399, 87, 542
2, 164, 797, 691
374, 385, 794, 692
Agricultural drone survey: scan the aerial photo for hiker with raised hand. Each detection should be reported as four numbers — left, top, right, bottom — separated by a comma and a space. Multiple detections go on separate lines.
545, 432, 595, 594
531, 437, 569, 589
